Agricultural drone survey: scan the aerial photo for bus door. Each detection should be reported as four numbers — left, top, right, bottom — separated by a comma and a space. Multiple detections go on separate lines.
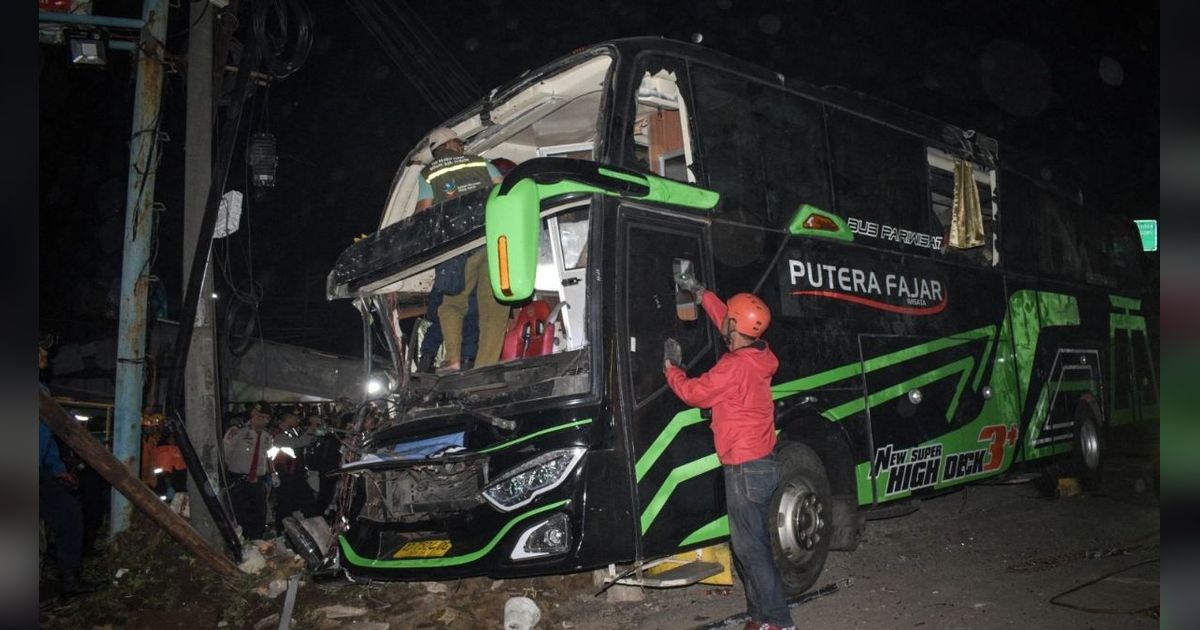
617, 208, 724, 559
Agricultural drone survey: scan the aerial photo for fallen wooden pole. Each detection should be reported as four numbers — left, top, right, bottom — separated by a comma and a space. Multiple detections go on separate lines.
39, 390, 241, 579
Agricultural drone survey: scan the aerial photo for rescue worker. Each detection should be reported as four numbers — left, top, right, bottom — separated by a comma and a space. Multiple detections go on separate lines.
414, 127, 509, 372
663, 277, 794, 630
224, 402, 275, 540
151, 432, 189, 515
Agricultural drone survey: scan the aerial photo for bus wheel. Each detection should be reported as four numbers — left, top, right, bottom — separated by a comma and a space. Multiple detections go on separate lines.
1072, 404, 1104, 489
770, 442, 832, 596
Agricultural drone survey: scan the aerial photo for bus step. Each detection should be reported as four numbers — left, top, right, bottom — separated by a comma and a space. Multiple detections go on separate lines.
862, 499, 920, 520
622, 561, 724, 588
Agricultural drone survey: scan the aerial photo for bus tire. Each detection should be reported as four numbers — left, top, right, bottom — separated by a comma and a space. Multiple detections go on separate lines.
1072, 403, 1104, 490
769, 441, 832, 596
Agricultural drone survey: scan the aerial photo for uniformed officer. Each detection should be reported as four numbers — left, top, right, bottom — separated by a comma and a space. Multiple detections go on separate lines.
223, 402, 275, 540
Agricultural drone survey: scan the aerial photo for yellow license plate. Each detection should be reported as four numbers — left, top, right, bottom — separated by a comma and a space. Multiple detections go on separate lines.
393, 539, 452, 558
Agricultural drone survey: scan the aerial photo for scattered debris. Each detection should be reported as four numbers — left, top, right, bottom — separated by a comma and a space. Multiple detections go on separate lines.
256, 578, 290, 599
315, 605, 369, 619
504, 596, 541, 630
238, 546, 268, 574
348, 623, 390, 630
113, 568, 129, 579
604, 583, 644, 603
253, 612, 280, 630
423, 581, 449, 594
691, 578, 855, 630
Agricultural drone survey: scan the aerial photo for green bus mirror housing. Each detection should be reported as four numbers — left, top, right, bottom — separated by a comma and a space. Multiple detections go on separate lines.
485, 158, 720, 302
484, 180, 541, 302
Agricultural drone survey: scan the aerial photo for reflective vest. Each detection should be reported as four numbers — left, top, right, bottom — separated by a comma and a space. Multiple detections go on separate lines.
421, 154, 494, 204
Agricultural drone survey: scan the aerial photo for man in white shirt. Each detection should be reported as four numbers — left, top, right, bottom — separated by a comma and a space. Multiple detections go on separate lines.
223, 402, 275, 540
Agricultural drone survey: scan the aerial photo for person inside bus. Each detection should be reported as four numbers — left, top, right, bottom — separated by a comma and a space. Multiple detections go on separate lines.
413, 127, 508, 372
662, 278, 794, 630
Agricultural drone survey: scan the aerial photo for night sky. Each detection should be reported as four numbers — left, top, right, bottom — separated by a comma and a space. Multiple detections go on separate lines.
38, 0, 1158, 357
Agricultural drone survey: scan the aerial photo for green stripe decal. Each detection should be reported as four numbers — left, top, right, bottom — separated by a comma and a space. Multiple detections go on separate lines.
477, 419, 592, 454
823, 356, 976, 422
972, 331, 996, 391
636, 325, 999, 527
679, 516, 729, 547
338, 500, 570, 569
635, 409, 705, 483
1108, 295, 1142, 310
640, 453, 721, 534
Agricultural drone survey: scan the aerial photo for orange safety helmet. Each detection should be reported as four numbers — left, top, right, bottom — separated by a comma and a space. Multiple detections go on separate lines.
726, 293, 771, 337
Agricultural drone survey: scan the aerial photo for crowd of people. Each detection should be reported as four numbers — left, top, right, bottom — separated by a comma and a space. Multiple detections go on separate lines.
221, 400, 349, 541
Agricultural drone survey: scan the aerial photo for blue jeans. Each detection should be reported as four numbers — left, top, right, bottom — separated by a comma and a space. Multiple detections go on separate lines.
421, 290, 479, 361
725, 455, 792, 627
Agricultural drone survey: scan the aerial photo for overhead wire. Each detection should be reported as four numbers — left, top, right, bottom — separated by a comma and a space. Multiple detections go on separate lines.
374, 0, 475, 108
343, 0, 478, 118
393, 0, 478, 101
344, 0, 450, 117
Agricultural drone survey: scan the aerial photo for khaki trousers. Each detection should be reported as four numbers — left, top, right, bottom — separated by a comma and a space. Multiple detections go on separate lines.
438, 249, 510, 367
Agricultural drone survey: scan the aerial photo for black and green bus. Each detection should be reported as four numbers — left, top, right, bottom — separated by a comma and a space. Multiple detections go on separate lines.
319, 38, 1157, 592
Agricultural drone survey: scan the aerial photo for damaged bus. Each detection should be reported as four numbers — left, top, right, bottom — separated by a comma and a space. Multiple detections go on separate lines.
306, 38, 1157, 591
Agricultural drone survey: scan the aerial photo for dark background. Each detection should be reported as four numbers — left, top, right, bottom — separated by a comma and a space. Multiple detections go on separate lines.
38, 0, 1159, 356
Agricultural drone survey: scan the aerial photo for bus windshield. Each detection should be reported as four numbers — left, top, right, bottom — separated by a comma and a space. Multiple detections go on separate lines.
331, 51, 614, 415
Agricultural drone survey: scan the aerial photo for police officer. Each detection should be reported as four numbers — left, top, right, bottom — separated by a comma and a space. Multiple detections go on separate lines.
414, 128, 509, 372
223, 402, 275, 540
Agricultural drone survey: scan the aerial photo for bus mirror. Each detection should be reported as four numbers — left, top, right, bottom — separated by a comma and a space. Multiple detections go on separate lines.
673, 257, 699, 321
676, 289, 698, 321
485, 179, 541, 302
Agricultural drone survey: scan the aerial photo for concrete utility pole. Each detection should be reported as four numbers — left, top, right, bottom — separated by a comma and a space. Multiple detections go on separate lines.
183, 0, 224, 550
111, 0, 170, 536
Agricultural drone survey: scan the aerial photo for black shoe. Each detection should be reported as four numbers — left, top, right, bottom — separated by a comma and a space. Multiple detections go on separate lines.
417, 353, 436, 374
59, 570, 99, 598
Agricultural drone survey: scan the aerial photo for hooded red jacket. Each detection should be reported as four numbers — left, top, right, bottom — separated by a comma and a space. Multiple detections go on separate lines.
665, 292, 780, 465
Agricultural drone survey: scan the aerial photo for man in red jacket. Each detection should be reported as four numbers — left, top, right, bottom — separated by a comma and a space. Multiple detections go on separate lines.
664, 279, 794, 630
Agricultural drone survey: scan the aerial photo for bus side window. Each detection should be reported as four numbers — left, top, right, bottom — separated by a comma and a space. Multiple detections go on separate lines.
999, 175, 1040, 276
690, 65, 831, 229
827, 110, 931, 254
628, 58, 696, 183
624, 223, 712, 404
1035, 191, 1085, 282
927, 147, 999, 266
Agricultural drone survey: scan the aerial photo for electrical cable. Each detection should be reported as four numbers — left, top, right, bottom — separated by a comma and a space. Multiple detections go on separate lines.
1048, 557, 1159, 618
252, 0, 313, 79
167, 0, 210, 39
375, 0, 475, 108
343, 0, 448, 117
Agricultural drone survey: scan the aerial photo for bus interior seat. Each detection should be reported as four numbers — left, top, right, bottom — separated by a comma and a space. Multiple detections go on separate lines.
500, 300, 557, 361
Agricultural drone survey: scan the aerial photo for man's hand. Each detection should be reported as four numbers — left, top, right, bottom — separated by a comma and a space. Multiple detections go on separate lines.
663, 337, 683, 370
673, 271, 705, 300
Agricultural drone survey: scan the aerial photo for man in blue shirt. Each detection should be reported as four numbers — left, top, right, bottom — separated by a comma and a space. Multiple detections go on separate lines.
39, 345, 97, 598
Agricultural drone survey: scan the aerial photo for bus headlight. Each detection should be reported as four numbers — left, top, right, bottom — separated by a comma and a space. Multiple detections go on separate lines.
482, 448, 586, 512
511, 512, 571, 560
